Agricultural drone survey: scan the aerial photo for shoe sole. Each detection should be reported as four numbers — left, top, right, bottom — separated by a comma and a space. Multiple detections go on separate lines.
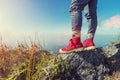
84, 46, 96, 50
59, 47, 84, 54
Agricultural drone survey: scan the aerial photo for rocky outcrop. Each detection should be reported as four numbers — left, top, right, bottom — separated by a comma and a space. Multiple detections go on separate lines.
57, 49, 109, 80
52, 43, 120, 80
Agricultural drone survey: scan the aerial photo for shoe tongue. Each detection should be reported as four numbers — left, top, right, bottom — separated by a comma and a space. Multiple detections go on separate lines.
88, 38, 93, 41
69, 39, 74, 45
84, 38, 90, 43
69, 39, 73, 42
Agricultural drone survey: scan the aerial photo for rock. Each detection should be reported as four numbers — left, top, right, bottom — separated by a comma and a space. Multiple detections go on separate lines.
102, 43, 120, 58
55, 48, 110, 80
45, 43, 120, 80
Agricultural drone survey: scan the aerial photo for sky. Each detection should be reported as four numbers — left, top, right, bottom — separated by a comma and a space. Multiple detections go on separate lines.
0, 0, 120, 49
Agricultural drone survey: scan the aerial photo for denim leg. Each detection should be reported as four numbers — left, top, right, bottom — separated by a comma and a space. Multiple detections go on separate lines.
84, 0, 97, 38
70, 11, 82, 31
70, 0, 84, 31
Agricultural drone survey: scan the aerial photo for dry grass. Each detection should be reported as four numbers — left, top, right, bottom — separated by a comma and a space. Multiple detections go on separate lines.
110, 71, 120, 80
0, 41, 69, 80
0, 42, 49, 80
105, 71, 120, 80
0, 35, 120, 80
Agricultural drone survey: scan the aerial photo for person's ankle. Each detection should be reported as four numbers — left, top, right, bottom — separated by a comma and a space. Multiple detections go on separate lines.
72, 30, 80, 38
87, 33, 94, 39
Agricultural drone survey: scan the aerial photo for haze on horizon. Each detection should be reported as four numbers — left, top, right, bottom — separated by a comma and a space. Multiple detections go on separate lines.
0, 0, 120, 48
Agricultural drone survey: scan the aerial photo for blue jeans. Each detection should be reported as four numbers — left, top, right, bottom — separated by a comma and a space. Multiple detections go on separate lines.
70, 0, 97, 38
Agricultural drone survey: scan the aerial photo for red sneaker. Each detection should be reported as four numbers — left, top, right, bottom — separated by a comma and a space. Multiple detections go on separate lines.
83, 38, 95, 50
59, 37, 83, 53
